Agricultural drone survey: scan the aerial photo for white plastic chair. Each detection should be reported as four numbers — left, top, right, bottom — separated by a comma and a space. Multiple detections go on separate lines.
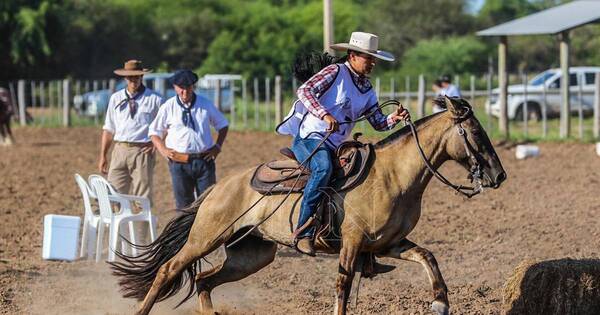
88, 175, 157, 262
74, 174, 101, 259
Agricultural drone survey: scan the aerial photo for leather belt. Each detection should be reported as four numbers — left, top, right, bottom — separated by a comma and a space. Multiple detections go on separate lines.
116, 141, 151, 147
170, 151, 210, 163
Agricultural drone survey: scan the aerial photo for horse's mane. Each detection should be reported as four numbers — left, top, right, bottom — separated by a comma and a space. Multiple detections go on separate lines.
375, 111, 446, 149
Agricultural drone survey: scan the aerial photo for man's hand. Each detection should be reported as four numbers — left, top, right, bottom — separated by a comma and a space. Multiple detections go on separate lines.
141, 143, 155, 154
323, 114, 339, 133
158, 147, 175, 160
98, 156, 108, 174
204, 144, 221, 161
391, 105, 411, 122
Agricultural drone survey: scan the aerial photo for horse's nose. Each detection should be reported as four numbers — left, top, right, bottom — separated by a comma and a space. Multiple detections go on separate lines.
495, 171, 507, 186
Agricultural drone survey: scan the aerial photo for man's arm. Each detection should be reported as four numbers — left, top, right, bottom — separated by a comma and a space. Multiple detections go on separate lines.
296, 64, 339, 119
151, 134, 175, 160
98, 131, 114, 174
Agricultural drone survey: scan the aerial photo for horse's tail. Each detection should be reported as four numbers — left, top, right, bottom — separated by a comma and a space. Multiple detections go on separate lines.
109, 185, 214, 306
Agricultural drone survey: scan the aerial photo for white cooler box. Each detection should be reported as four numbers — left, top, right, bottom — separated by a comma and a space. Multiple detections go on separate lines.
43, 214, 81, 261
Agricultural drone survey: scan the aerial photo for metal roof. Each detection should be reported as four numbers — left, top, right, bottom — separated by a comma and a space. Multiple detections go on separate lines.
477, 0, 600, 36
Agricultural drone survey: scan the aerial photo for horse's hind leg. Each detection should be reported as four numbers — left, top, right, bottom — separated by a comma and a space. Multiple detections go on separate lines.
137, 241, 219, 315
379, 239, 449, 315
195, 235, 277, 314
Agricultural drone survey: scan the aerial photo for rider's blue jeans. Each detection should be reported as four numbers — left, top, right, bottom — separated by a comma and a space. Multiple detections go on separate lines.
291, 136, 334, 238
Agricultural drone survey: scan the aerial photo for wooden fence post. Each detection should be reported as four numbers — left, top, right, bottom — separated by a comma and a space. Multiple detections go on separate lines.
275, 76, 282, 123
417, 74, 425, 118
230, 80, 236, 129
242, 78, 248, 128
40, 81, 46, 109
109, 79, 116, 94
254, 78, 259, 129
594, 73, 600, 139
405, 75, 410, 111
18, 80, 26, 126
63, 79, 71, 127
215, 79, 222, 111
470, 75, 475, 106
265, 77, 271, 130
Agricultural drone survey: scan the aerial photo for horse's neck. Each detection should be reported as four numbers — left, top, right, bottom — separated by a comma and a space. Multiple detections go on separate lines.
373, 115, 453, 197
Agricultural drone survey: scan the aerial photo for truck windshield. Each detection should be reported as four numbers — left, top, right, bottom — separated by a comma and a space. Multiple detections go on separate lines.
529, 70, 556, 86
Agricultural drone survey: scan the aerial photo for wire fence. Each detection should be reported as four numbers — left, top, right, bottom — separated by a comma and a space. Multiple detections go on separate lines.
4, 72, 600, 141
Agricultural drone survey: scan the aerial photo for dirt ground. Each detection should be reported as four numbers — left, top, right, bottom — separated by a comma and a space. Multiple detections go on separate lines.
1, 126, 600, 315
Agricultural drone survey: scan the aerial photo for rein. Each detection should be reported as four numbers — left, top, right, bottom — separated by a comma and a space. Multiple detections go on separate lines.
381, 99, 483, 198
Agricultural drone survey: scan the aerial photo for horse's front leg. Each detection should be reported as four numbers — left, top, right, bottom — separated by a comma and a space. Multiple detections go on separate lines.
333, 235, 363, 315
379, 239, 449, 315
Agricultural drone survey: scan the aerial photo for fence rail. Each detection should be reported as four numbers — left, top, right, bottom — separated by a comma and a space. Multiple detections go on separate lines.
5, 72, 600, 141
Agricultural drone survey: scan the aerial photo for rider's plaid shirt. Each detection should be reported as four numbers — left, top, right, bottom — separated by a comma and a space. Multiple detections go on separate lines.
296, 62, 397, 131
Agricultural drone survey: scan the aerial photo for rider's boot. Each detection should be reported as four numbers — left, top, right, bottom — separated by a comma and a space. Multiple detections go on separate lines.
295, 237, 315, 256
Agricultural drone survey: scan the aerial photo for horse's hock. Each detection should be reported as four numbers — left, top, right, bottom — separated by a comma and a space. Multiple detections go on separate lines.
503, 258, 600, 315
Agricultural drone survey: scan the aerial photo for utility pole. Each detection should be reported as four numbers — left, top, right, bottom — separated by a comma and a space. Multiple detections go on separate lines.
324, 0, 334, 54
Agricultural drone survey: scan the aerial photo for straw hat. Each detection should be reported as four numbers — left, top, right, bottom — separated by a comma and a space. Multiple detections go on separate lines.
330, 32, 395, 62
113, 60, 152, 76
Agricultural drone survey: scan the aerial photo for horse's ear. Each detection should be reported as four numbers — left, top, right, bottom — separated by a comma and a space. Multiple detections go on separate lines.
445, 96, 468, 119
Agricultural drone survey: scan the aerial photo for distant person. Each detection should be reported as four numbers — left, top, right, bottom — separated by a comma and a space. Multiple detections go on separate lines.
149, 70, 229, 210
0, 88, 15, 146
432, 74, 461, 113
98, 60, 163, 203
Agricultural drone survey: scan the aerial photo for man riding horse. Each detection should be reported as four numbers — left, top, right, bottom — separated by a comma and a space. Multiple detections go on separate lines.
276, 32, 410, 256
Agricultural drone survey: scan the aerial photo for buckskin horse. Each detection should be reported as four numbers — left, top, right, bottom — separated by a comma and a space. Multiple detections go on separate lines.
111, 97, 506, 315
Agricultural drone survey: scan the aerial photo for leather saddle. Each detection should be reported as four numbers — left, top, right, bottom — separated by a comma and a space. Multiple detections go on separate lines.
250, 136, 375, 195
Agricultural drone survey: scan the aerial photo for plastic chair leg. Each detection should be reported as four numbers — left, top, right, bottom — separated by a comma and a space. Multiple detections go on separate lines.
80, 219, 89, 258
108, 220, 121, 262
128, 221, 137, 256
87, 223, 97, 258
95, 223, 105, 263
149, 215, 157, 242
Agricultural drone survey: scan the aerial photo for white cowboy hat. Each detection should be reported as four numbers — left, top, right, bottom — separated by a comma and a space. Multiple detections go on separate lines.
330, 32, 395, 62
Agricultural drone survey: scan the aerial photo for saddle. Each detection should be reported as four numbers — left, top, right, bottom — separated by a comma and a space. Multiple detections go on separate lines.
250, 136, 375, 195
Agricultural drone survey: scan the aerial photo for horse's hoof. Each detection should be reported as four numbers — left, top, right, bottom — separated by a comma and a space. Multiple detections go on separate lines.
431, 300, 449, 315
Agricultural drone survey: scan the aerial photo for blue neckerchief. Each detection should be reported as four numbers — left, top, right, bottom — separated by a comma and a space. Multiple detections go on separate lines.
117, 85, 146, 118
176, 93, 196, 131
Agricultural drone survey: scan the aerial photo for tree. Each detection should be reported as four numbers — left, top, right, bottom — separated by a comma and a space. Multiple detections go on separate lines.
399, 36, 490, 77
364, 0, 476, 70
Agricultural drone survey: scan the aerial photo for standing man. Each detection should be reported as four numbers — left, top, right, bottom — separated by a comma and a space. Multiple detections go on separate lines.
99, 60, 162, 203
277, 32, 410, 256
149, 70, 229, 210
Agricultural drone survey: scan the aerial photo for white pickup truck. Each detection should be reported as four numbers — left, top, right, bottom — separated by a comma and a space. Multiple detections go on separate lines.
486, 67, 600, 120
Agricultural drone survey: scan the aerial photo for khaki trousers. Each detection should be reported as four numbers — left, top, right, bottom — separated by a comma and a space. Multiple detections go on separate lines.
108, 143, 155, 204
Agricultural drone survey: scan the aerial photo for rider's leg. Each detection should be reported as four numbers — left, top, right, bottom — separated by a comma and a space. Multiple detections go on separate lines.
291, 136, 334, 240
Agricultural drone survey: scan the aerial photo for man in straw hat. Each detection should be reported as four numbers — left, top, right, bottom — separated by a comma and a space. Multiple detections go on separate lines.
149, 69, 229, 210
98, 60, 163, 203
277, 32, 411, 257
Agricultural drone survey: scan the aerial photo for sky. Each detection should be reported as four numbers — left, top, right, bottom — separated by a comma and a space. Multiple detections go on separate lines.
468, 0, 486, 14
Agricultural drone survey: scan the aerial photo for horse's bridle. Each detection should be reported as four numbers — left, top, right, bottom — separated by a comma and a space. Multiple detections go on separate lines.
406, 104, 484, 198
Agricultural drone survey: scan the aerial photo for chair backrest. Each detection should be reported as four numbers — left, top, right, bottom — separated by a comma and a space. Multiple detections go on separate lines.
74, 174, 95, 218
88, 175, 115, 220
